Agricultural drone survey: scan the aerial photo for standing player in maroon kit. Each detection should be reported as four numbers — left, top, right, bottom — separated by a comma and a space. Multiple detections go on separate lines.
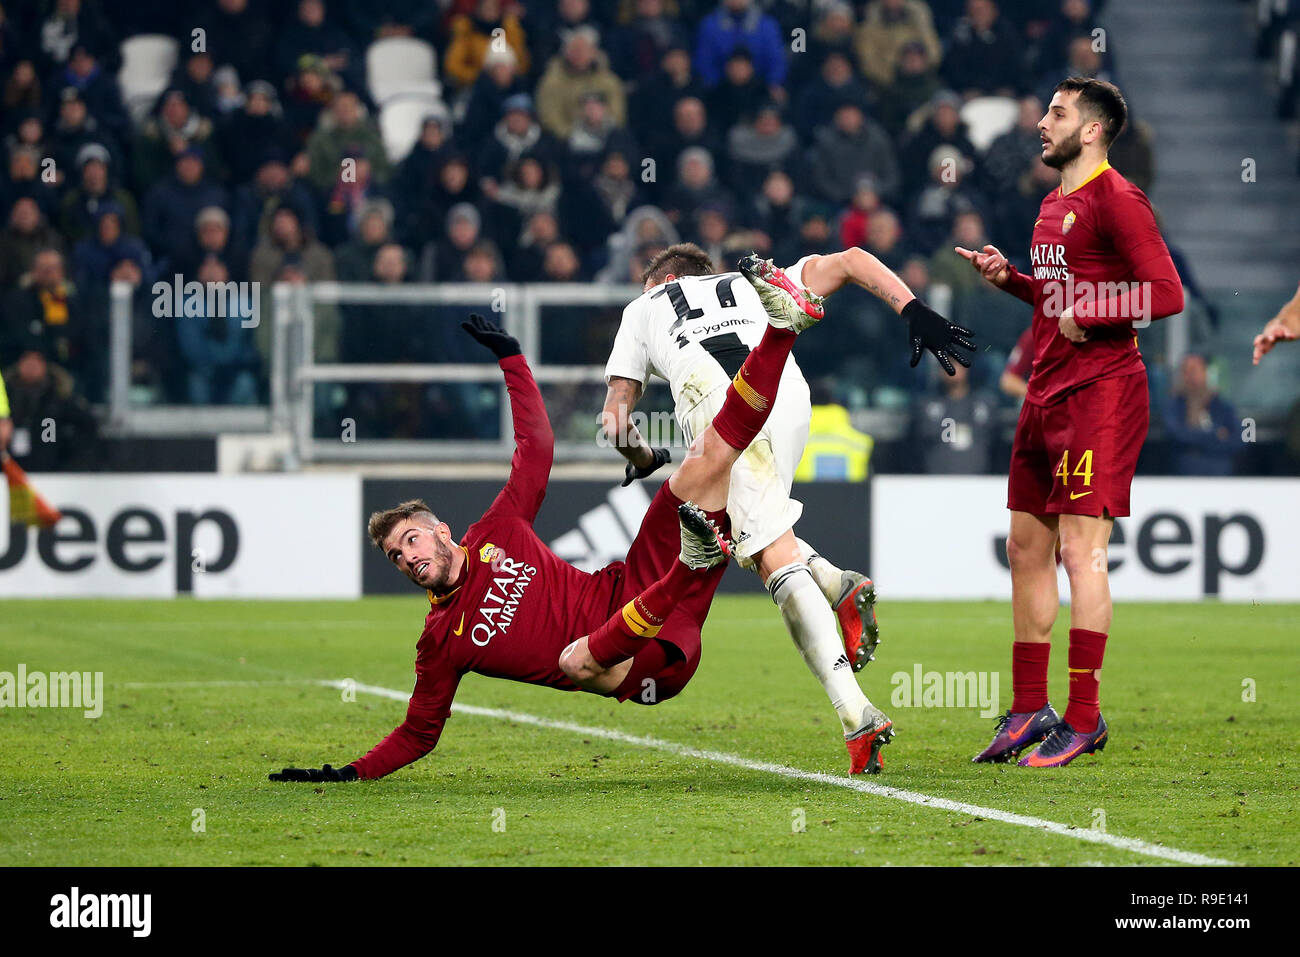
956, 78, 1184, 767
268, 259, 891, 783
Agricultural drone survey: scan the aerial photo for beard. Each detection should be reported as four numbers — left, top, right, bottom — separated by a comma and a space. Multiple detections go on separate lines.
1042, 125, 1084, 169
412, 536, 456, 590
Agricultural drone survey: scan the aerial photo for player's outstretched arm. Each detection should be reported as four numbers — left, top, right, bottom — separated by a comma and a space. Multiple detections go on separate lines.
270, 661, 462, 783
801, 248, 975, 376
462, 311, 522, 361
462, 313, 554, 523
602, 376, 671, 486
799, 247, 914, 311
1253, 281, 1300, 365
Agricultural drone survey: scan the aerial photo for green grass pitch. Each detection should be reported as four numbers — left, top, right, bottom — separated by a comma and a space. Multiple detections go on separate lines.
0, 597, 1294, 866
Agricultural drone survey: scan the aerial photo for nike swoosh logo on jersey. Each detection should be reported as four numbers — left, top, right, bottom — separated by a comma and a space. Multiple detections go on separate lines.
453, 612, 465, 636
1069, 490, 1094, 500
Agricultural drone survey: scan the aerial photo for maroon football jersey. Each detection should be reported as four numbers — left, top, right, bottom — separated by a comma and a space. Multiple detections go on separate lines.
1001, 162, 1183, 406
351, 356, 624, 779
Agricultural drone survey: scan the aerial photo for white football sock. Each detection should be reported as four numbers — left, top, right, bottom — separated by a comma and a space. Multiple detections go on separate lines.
767, 562, 868, 734
795, 537, 845, 605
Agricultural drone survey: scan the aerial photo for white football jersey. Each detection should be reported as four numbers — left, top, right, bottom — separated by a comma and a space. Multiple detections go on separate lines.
604, 269, 808, 424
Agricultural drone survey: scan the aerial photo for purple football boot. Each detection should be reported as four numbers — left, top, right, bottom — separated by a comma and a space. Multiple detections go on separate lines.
1018, 713, 1109, 767
972, 704, 1060, 763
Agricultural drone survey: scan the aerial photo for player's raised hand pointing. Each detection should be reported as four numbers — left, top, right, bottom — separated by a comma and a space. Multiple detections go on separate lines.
461, 312, 522, 360
955, 244, 1010, 286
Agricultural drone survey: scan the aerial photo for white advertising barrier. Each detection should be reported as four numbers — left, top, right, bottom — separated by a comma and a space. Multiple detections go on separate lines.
0, 475, 361, 598
872, 476, 1300, 601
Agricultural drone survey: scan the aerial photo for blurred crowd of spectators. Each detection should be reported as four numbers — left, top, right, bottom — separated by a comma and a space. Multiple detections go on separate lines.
0, 0, 1283, 476
903, 328, 1249, 477
1257, 0, 1300, 170
0, 0, 1132, 410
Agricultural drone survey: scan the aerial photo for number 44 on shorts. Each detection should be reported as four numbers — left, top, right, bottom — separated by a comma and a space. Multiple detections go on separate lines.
1055, 449, 1095, 499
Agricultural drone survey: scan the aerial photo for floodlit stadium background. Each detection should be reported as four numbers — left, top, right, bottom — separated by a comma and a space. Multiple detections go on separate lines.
2, 0, 1298, 600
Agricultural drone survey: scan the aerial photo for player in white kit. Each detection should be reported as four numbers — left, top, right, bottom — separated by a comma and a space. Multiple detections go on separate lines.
602, 245, 974, 773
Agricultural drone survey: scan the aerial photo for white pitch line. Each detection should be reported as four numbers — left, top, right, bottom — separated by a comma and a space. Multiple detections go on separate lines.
321, 679, 1235, 867
121, 679, 310, 687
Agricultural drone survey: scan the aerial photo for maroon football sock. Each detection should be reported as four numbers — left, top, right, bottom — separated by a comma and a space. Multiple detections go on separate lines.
711, 324, 797, 451
1010, 640, 1051, 714
1063, 628, 1107, 732
587, 560, 705, 668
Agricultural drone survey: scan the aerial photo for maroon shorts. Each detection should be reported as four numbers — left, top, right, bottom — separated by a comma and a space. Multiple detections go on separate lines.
607, 481, 729, 703
1007, 372, 1148, 518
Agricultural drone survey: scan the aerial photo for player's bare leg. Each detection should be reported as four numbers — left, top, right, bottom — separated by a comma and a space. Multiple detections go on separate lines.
975, 510, 1062, 761
757, 530, 891, 774
1057, 512, 1115, 634
666, 426, 742, 512
560, 503, 732, 694
558, 641, 634, 694
1008, 510, 1060, 644
1015, 510, 1115, 766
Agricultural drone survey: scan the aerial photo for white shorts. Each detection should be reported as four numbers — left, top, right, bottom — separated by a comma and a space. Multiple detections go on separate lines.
679, 373, 811, 569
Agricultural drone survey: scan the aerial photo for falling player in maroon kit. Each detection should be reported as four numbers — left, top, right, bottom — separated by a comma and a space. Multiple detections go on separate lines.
268, 259, 887, 783
955, 77, 1184, 767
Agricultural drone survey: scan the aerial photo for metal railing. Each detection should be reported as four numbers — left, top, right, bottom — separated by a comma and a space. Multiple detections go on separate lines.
279, 281, 645, 464
107, 280, 644, 459
108, 280, 272, 435
106, 279, 1289, 464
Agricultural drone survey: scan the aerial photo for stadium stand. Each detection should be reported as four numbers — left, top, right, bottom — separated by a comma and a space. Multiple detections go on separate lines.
0, 0, 1297, 476
958, 94, 1017, 151
116, 33, 178, 123
365, 35, 441, 105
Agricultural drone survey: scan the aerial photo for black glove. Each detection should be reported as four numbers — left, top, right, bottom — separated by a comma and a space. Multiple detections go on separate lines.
622, 447, 671, 486
461, 312, 522, 360
269, 763, 359, 783
903, 299, 975, 376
